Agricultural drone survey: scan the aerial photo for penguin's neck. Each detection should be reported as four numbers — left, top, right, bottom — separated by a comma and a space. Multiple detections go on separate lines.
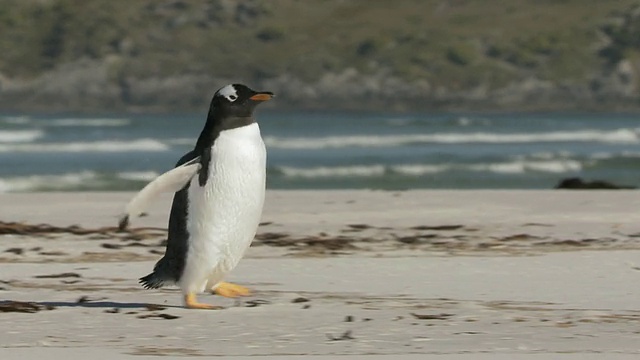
194, 115, 255, 153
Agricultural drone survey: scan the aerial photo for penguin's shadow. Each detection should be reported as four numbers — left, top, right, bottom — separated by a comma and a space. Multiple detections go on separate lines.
1, 299, 179, 309
43, 301, 179, 309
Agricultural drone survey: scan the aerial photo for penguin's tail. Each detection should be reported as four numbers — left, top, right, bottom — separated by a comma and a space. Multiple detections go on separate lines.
139, 272, 165, 289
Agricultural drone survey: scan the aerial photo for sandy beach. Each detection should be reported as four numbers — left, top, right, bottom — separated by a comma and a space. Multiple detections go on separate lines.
1, 190, 640, 359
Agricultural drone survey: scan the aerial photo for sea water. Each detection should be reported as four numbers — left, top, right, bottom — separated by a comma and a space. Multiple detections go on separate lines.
0, 111, 638, 192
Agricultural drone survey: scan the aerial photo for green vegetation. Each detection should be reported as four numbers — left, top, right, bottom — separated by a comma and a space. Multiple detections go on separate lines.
1, 0, 639, 110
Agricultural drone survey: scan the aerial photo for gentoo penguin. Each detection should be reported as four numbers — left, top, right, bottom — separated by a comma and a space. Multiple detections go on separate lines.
119, 84, 273, 309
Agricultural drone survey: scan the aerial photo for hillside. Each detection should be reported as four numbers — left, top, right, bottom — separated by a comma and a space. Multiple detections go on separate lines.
1, 0, 640, 112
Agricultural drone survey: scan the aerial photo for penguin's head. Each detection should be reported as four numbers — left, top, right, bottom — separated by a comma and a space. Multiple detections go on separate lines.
209, 84, 274, 118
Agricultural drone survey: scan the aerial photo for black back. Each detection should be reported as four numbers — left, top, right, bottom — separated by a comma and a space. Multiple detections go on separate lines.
149, 151, 197, 284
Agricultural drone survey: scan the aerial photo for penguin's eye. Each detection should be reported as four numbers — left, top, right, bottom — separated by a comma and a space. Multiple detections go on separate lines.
228, 94, 238, 102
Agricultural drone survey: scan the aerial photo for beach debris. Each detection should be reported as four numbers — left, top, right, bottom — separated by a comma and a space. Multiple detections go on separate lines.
522, 223, 554, 227
1, 220, 634, 259
0, 301, 55, 313
244, 299, 270, 307
534, 239, 598, 247
253, 233, 359, 254
326, 330, 354, 341
259, 221, 273, 226
125, 242, 152, 247
145, 304, 167, 311
254, 232, 289, 244
137, 313, 180, 320
0, 221, 166, 240
344, 315, 354, 322
38, 251, 67, 256
410, 312, 454, 320
410, 225, 464, 231
34, 272, 81, 279
497, 234, 545, 242
101, 243, 123, 250
291, 297, 310, 303
396, 234, 437, 244
104, 308, 120, 314
347, 224, 373, 230
4, 247, 24, 255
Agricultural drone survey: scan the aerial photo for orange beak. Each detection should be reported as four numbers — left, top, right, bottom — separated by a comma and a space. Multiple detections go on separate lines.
250, 92, 274, 101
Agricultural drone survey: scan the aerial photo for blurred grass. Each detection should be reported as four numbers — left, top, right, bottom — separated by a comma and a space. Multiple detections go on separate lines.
0, 0, 637, 88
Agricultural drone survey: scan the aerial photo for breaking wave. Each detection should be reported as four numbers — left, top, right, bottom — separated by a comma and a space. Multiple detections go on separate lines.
0, 139, 169, 153
0, 115, 31, 125
0, 171, 100, 192
0, 171, 160, 192
277, 159, 583, 178
0, 130, 44, 143
46, 118, 131, 127
264, 128, 639, 149
118, 171, 159, 182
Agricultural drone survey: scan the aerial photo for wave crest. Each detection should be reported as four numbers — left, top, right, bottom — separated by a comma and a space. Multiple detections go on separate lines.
277, 159, 583, 178
0, 171, 161, 192
0, 130, 44, 143
0, 139, 169, 153
48, 118, 130, 127
264, 128, 639, 149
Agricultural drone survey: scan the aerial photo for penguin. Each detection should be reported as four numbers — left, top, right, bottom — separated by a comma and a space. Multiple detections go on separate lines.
119, 84, 274, 309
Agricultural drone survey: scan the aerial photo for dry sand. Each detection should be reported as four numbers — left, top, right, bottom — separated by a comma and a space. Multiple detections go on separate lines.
1, 190, 639, 359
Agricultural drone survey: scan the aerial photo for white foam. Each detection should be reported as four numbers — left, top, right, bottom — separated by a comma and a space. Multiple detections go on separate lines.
471, 160, 582, 174
592, 151, 640, 160
0, 171, 98, 192
394, 160, 581, 175
0, 130, 44, 143
118, 171, 160, 182
278, 159, 583, 179
167, 138, 196, 146
0, 170, 165, 192
0, 139, 168, 153
48, 118, 130, 127
264, 128, 640, 149
392, 164, 449, 175
1, 115, 31, 125
527, 151, 573, 160
279, 165, 386, 178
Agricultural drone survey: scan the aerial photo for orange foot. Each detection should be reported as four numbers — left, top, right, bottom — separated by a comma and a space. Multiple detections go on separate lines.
212, 281, 251, 298
184, 293, 223, 310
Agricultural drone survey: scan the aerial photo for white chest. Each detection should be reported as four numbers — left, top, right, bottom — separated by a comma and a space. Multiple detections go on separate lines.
181, 123, 266, 292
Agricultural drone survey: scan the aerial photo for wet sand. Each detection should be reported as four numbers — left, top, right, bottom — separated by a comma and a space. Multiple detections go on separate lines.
1, 190, 639, 358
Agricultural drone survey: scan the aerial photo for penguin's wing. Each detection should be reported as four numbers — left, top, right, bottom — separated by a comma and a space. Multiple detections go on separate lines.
118, 155, 200, 230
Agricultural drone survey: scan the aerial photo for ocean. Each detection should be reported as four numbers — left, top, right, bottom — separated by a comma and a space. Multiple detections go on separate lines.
0, 111, 638, 192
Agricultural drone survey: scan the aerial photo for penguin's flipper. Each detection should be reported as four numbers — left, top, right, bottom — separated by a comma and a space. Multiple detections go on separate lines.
119, 157, 201, 230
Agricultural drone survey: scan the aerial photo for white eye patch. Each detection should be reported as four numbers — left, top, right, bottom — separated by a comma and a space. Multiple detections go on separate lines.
217, 84, 238, 102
